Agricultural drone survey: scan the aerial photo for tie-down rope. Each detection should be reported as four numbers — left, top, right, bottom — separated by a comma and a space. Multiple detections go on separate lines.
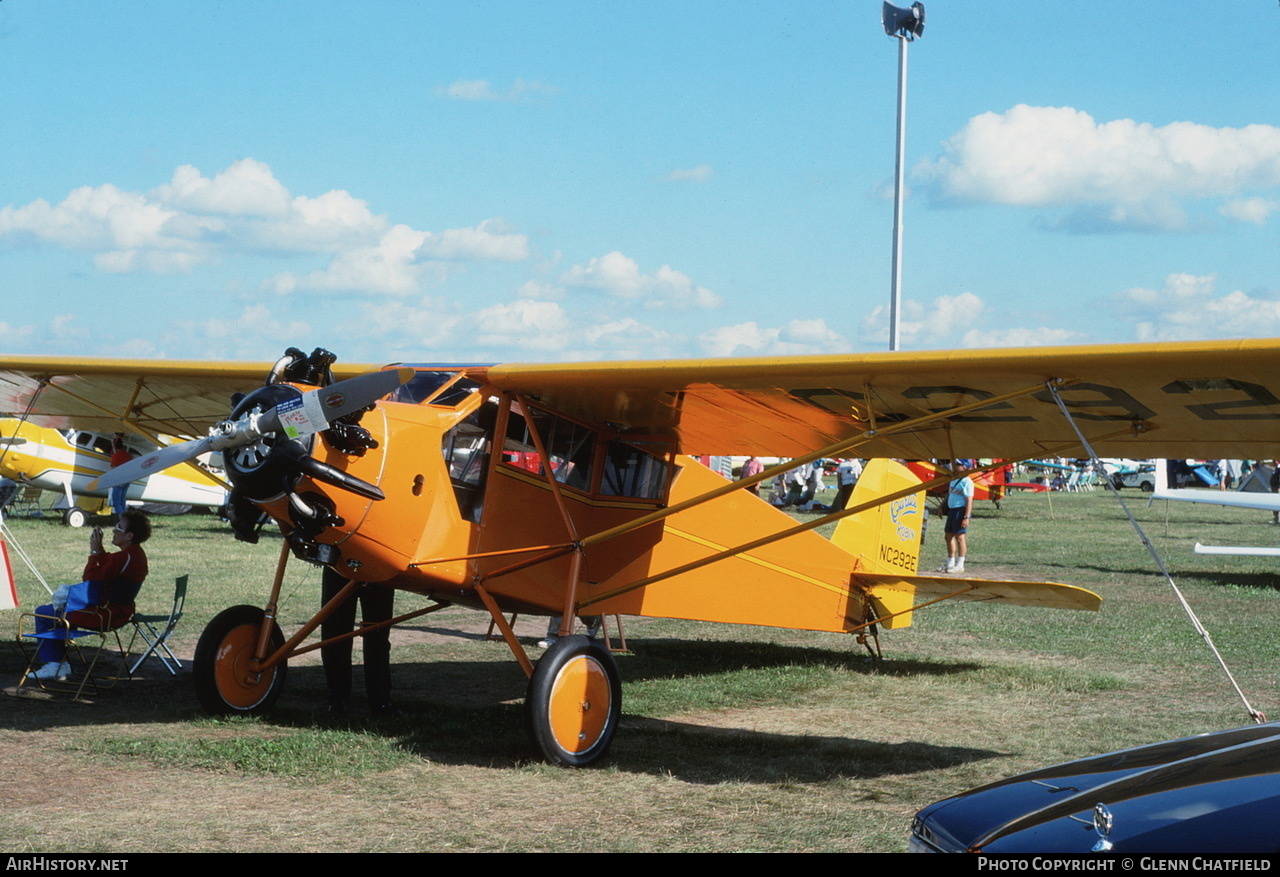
1045, 380, 1264, 724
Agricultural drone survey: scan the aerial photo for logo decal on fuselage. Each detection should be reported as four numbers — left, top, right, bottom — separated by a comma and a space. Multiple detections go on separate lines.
890, 494, 920, 542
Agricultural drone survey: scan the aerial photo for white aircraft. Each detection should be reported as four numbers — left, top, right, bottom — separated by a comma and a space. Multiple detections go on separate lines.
1151, 460, 1280, 556
0, 418, 228, 526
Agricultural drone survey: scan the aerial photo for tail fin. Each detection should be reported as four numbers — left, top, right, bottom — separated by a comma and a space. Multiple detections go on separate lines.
829, 460, 926, 630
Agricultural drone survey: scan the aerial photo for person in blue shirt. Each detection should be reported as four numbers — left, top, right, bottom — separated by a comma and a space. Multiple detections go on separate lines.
940, 461, 974, 573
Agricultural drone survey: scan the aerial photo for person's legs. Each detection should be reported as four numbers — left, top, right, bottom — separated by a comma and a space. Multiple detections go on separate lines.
110, 485, 127, 517
359, 584, 394, 710
320, 568, 356, 711
33, 603, 67, 665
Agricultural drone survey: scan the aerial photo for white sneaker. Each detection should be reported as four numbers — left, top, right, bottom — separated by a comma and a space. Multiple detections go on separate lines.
537, 637, 556, 648
937, 560, 954, 574
29, 661, 70, 681
953, 559, 965, 573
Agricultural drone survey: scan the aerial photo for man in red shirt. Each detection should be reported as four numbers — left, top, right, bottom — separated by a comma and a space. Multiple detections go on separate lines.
28, 510, 151, 680
108, 435, 133, 518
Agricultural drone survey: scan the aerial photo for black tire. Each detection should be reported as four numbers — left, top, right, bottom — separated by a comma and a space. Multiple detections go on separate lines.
63, 508, 87, 528
1140, 480, 1154, 492
526, 635, 621, 767
194, 605, 287, 715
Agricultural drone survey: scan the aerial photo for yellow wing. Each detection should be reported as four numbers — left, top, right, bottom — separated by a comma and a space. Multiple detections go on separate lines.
5, 338, 1280, 457
0, 355, 378, 437
486, 339, 1280, 458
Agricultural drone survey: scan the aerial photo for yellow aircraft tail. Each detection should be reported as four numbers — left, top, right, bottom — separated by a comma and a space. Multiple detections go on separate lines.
830, 459, 1101, 629
830, 458, 925, 578
829, 459, 926, 628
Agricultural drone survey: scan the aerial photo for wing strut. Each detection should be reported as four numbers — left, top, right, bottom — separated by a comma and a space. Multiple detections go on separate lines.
508, 393, 586, 638
0, 378, 55, 598
583, 378, 1066, 551
1044, 379, 1266, 724
577, 432, 1130, 611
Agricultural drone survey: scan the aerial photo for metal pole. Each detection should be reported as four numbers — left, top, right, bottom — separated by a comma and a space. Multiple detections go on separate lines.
889, 33, 908, 352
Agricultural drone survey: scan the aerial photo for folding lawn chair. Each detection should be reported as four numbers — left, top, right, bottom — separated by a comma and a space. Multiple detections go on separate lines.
128, 575, 187, 675
17, 585, 135, 700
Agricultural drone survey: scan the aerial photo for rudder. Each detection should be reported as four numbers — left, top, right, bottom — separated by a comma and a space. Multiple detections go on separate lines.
830, 459, 926, 628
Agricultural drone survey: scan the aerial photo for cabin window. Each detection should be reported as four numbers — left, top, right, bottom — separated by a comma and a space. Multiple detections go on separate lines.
600, 441, 670, 500
68, 431, 113, 456
391, 370, 483, 408
502, 407, 596, 492
441, 400, 497, 523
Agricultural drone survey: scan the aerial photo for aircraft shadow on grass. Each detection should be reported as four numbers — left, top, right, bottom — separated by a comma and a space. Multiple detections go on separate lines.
0, 637, 999, 781
269, 639, 994, 781
1182, 571, 1280, 592
1048, 561, 1280, 591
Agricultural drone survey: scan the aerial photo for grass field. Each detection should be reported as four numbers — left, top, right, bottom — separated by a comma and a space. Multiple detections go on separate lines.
2, 485, 1278, 852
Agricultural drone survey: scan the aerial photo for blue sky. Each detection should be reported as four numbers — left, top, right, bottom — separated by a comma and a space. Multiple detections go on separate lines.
2, 1, 1279, 364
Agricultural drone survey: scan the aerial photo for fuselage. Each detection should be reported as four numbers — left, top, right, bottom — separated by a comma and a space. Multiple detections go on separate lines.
0, 418, 228, 508
267, 367, 877, 632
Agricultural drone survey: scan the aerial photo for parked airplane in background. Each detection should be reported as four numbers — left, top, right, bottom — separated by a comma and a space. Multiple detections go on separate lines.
5, 339, 1280, 765
0, 418, 228, 526
904, 459, 1032, 509
1151, 460, 1280, 557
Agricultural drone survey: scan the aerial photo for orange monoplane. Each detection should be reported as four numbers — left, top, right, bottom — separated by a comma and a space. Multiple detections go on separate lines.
6, 339, 1280, 765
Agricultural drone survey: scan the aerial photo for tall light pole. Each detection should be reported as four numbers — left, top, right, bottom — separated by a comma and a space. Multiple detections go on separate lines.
882, 2, 925, 352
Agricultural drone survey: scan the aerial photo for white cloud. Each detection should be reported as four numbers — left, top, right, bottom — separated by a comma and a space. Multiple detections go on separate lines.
861, 291, 987, 347
151, 158, 291, 218
0, 160, 528, 299
271, 224, 432, 296
436, 78, 556, 102
440, 79, 499, 101
663, 164, 714, 183
1220, 197, 1278, 225
580, 318, 678, 360
1114, 273, 1280, 342
919, 105, 1280, 231
472, 299, 572, 352
270, 218, 531, 296
699, 318, 846, 357
415, 219, 529, 262
0, 320, 35, 347
958, 326, 1086, 348
254, 189, 386, 252
168, 304, 313, 360
514, 279, 564, 301
345, 295, 681, 362
561, 251, 722, 309
0, 184, 182, 251
858, 291, 1082, 349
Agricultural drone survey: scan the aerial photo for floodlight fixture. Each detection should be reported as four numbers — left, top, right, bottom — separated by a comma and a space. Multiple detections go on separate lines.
882, 2, 924, 352
882, 2, 925, 41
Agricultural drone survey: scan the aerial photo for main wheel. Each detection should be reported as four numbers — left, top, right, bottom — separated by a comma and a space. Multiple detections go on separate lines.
526, 635, 621, 767
194, 605, 287, 715
63, 508, 87, 528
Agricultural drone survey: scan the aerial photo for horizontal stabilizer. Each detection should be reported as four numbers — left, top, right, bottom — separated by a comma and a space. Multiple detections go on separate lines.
855, 573, 1102, 623
1194, 543, 1280, 557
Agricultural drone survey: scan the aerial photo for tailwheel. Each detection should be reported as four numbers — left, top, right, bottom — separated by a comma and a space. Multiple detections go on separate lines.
194, 605, 287, 715
527, 635, 621, 767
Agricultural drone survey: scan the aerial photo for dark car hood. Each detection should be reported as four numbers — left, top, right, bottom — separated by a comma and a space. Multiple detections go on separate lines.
914, 723, 1280, 853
